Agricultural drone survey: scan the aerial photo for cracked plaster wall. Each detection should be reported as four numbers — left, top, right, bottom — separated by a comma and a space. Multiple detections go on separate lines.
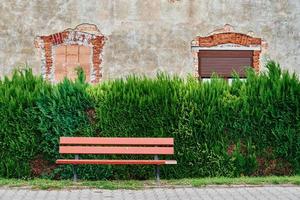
0, 0, 299, 80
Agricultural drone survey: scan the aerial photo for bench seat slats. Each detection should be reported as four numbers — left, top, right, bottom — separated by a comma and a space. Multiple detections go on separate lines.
59, 146, 174, 155
60, 137, 173, 146
56, 137, 177, 181
56, 159, 177, 165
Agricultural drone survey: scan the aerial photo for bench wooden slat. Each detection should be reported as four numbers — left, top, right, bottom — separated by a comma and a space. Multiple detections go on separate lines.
59, 146, 174, 155
56, 159, 177, 165
60, 137, 173, 146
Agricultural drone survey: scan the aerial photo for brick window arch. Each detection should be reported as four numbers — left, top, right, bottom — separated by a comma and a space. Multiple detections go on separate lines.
191, 25, 267, 79
35, 24, 106, 83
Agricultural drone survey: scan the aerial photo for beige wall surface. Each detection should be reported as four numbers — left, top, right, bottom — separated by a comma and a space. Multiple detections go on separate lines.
0, 0, 299, 80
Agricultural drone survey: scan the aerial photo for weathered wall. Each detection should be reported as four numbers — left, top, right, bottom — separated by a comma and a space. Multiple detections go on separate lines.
0, 0, 299, 80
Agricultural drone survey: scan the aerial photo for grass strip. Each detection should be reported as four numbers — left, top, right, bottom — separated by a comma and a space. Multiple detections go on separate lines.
0, 176, 299, 190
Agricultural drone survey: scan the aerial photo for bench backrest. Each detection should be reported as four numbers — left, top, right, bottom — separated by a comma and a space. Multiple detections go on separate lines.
59, 137, 174, 155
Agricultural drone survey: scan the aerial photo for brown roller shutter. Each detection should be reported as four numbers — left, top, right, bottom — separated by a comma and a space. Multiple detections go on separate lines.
198, 50, 253, 78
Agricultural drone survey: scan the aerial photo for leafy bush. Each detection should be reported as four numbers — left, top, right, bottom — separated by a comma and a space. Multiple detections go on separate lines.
90, 61, 300, 178
35, 69, 113, 180
0, 69, 50, 178
37, 69, 94, 160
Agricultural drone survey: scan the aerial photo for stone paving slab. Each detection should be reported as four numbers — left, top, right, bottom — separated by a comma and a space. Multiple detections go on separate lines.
0, 186, 299, 200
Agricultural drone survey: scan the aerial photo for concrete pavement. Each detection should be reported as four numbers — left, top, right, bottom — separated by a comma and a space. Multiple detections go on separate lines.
0, 185, 299, 200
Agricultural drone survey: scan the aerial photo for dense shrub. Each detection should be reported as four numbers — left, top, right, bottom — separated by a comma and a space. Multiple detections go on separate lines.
0, 70, 50, 178
88, 75, 185, 179
37, 69, 94, 160
36, 69, 112, 180
90, 61, 300, 178
0, 61, 299, 179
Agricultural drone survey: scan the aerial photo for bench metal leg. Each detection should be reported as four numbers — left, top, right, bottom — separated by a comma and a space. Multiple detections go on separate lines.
73, 165, 77, 182
73, 154, 79, 182
155, 165, 160, 183
154, 155, 160, 184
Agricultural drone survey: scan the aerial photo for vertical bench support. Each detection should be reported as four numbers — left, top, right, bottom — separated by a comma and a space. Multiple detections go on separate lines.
73, 154, 79, 181
154, 155, 160, 183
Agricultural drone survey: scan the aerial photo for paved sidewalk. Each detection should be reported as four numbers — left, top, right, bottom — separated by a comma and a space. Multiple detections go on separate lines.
0, 186, 299, 200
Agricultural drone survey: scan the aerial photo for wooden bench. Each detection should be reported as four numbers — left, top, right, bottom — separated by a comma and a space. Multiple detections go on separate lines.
56, 137, 177, 181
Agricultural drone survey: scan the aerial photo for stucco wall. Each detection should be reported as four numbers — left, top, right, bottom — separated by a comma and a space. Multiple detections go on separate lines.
0, 0, 299, 80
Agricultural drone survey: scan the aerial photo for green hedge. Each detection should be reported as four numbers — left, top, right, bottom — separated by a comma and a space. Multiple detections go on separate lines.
0, 70, 51, 178
89, 61, 300, 179
36, 69, 112, 180
0, 61, 299, 179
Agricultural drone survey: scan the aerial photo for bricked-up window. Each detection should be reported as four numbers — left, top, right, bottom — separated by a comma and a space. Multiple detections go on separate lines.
55, 45, 91, 82
191, 25, 265, 79
198, 50, 253, 78
34, 24, 106, 83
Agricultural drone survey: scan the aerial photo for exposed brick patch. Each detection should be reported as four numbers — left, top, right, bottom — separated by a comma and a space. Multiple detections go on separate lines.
35, 24, 106, 83
30, 155, 56, 177
91, 36, 104, 83
253, 50, 261, 72
197, 32, 262, 47
50, 32, 65, 45
254, 157, 293, 176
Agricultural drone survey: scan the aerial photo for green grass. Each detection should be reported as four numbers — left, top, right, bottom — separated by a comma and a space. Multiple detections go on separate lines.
0, 178, 144, 190
0, 176, 299, 190
166, 176, 300, 187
